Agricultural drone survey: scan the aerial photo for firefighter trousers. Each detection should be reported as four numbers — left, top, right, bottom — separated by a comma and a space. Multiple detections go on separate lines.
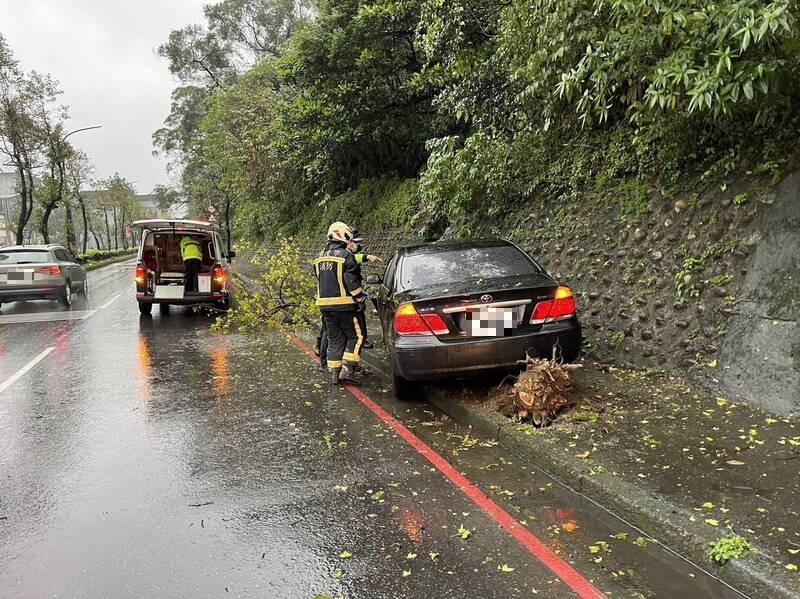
322, 309, 363, 369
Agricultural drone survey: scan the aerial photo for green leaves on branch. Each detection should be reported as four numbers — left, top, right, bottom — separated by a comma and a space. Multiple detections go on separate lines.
214, 238, 319, 333
557, 0, 798, 124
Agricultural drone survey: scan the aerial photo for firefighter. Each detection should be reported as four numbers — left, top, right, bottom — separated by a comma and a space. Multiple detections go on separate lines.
348, 228, 382, 349
314, 222, 365, 384
180, 234, 203, 292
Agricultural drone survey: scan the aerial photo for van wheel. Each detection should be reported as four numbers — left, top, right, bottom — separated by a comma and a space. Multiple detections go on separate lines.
138, 301, 153, 315
392, 372, 418, 401
215, 295, 230, 311
60, 281, 73, 308
159, 303, 170, 315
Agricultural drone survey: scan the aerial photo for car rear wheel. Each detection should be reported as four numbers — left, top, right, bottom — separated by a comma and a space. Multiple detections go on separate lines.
392, 372, 418, 401
159, 303, 170, 315
60, 281, 73, 308
138, 301, 153, 315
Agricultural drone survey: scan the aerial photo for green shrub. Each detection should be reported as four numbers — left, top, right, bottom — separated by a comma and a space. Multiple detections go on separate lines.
213, 238, 319, 333
79, 248, 136, 262
709, 534, 751, 565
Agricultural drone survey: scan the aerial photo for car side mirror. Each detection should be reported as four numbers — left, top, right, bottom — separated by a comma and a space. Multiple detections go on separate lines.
74, 256, 84, 264
365, 274, 382, 285
227, 250, 236, 261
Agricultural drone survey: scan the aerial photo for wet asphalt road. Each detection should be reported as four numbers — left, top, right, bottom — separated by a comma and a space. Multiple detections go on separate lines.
0, 263, 751, 598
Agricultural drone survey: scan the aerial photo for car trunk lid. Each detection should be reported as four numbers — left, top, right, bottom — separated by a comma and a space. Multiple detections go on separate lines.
395, 273, 560, 341
0, 250, 61, 288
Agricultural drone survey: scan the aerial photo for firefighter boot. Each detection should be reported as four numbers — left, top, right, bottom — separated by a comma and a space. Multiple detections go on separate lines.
329, 367, 342, 385
338, 363, 363, 384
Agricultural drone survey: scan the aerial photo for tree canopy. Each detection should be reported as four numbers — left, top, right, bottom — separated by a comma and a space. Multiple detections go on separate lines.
155, 0, 800, 239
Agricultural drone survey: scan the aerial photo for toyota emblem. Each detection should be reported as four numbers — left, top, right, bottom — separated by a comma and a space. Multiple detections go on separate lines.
480, 294, 493, 304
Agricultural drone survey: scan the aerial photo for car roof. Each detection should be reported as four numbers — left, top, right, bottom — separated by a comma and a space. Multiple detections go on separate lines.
397, 238, 514, 256
0, 245, 57, 251
133, 219, 217, 233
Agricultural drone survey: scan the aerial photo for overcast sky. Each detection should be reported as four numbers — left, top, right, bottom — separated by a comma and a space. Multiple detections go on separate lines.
0, 0, 207, 194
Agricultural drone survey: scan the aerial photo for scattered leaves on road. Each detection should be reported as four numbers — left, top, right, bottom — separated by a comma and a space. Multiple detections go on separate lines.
498, 563, 515, 573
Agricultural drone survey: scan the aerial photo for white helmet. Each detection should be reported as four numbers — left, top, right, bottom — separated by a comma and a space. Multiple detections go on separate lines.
327, 221, 354, 243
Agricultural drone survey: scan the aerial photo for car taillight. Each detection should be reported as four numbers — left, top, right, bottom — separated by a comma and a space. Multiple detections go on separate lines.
135, 265, 145, 284
212, 265, 226, 285
530, 286, 576, 324
394, 303, 449, 336
38, 266, 61, 276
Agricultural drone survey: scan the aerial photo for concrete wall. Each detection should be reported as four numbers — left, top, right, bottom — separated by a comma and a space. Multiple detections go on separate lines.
719, 172, 800, 414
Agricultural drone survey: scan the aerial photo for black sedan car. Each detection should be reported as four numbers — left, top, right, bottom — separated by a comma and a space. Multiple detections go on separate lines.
367, 239, 581, 399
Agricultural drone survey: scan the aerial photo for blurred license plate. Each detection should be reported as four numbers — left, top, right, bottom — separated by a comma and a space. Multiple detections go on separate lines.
8, 269, 34, 284
466, 307, 517, 337
155, 285, 184, 300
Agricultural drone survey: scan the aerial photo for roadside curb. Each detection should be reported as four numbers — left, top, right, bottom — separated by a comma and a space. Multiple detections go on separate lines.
84, 252, 137, 272
427, 392, 796, 599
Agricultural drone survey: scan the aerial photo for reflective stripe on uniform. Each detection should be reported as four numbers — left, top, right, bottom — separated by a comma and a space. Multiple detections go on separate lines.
347, 315, 364, 363
349, 287, 363, 297
316, 296, 355, 306
327, 360, 343, 368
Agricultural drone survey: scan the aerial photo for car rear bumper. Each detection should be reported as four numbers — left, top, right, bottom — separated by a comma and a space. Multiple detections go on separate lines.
137, 291, 227, 305
392, 319, 582, 382
0, 285, 64, 302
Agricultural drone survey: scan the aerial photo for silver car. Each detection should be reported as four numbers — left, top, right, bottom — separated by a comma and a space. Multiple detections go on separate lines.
0, 244, 88, 309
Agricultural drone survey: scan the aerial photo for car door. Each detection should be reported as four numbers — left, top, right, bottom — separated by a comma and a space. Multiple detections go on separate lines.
53, 248, 77, 287
377, 253, 399, 345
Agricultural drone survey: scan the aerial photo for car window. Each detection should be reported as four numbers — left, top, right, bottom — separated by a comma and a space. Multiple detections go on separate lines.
399, 245, 539, 289
0, 250, 50, 264
54, 249, 71, 262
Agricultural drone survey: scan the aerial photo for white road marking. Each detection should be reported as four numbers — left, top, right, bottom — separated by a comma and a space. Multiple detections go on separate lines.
0, 293, 119, 325
97, 294, 120, 311
0, 310, 96, 325
0, 347, 55, 394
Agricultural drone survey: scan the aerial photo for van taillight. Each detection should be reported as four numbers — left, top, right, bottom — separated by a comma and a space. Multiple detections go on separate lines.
212, 265, 226, 285
135, 265, 145, 284
530, 286, 576, 324
38, 266, 61, 276
394, 303, 448, 336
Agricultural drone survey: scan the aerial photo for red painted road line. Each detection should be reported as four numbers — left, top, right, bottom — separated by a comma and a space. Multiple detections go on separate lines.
286, 333, 606, 599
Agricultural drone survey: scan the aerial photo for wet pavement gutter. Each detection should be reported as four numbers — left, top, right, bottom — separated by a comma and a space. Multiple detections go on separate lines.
423, 392, 795, 599
233, 268, 798, 599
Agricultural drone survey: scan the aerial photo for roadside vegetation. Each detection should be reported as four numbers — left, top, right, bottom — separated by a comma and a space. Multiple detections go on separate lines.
213, 238, 319, 333
154, 0, 800, 241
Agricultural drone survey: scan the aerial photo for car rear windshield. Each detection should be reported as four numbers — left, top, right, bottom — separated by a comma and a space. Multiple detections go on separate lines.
0, 250, 51, 265
399, 245, 539, 289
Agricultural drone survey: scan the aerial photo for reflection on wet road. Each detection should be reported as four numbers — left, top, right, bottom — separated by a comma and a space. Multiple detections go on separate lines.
0, 263, 748, 598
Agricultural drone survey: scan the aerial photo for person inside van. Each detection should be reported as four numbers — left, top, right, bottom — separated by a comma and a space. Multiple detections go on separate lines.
180, 234, 203, 292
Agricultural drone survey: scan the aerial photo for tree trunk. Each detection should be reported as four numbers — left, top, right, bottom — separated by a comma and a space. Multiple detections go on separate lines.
224, 196, 232, 255
120, 206, 128, 250
14, 164, 28, 245
90, 228, 101, 250
112, 206, 119, 250
102, 207, 111, 251
40, 202, 55, 244
77, 192, 89, 254
64, 201, 76, 253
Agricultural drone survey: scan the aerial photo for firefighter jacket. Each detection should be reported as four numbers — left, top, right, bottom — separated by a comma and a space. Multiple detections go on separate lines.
180, 236, 203, 261
314, 241, 365, 311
